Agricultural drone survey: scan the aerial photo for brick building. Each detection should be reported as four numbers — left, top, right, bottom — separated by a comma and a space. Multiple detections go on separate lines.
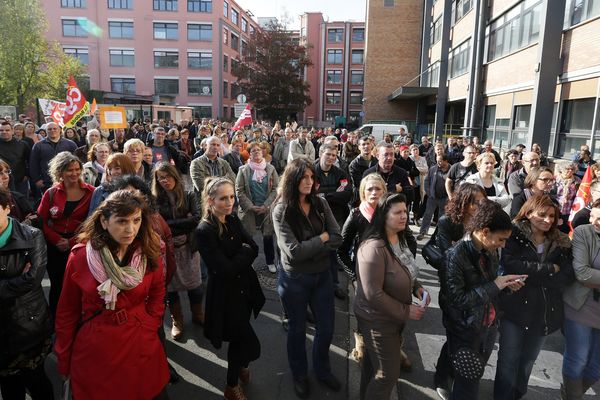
367, 0, 600, 159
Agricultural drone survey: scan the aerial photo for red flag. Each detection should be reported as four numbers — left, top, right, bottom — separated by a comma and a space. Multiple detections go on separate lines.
232, 105, 252, 131
569, 166, 593, 235
50, 102, 66, 127
90, 98, 98, 115
63, 76, 90, 128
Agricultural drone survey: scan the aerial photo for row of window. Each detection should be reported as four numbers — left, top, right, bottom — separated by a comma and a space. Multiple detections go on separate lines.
324, 110, 362, 123
326, 70, 364, 85
112, 78, 215, 96
223, 1, 254, 34
325, 91, 364, 105
62, 0, 213, 12
327, 28, 365, 43
326, 49, 364, 65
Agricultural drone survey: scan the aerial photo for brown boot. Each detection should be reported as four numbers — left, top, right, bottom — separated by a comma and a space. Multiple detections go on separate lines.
239, 367, 250, 384
169, 302, 184, 340
563, 375, 583, 400
224, 385, 247, 400
191, 303, 205, 325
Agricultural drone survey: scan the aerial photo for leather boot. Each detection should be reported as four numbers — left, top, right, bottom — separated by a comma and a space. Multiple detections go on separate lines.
224, 384, 247, 400
169, 302, 184, 340
239, 367, 250, 384
191, 303, 205, 325
562, 375, 584, 400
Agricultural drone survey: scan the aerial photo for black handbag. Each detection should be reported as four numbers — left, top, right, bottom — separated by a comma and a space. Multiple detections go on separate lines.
421, 228, 444, 270
451, 347, 486, 380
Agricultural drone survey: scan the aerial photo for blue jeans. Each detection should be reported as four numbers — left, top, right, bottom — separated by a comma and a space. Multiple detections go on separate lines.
563, 318, 600, 381
330, 251, 340, 289
277, 268, 335, 380
494, 319, 546, 400
419, 196, 447, 235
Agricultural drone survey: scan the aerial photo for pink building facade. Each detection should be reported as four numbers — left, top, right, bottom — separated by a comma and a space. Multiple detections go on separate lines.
300, 13, 365, 129
41, 0, 258, 120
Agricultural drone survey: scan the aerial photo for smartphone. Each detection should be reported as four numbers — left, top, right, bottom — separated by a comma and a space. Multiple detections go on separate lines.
512, 276, 528, 283
420, 291, 429, 307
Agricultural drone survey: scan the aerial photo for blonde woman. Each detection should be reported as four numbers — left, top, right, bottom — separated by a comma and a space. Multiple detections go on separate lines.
124, 138, 152, 183
464, 152, 510, 209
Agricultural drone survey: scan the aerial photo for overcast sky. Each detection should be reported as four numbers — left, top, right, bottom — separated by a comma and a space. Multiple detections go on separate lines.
235, 0, 366, 28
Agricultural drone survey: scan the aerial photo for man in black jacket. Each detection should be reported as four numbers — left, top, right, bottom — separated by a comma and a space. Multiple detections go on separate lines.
418, 154, 450, 240
0, 121, 30, 196
348, 136, 377, 205
363, 142, 412, 202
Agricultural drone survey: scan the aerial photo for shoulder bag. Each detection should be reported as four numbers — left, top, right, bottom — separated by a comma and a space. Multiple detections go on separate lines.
421, 228, 444, 270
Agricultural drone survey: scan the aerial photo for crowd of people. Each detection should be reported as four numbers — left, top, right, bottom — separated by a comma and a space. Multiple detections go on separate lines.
0, 113, 598, 400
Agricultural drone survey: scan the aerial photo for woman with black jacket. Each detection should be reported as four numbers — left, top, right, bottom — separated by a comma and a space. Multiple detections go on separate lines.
432, 183, 486, 398
196, 177, 265, 400
494, 194, 574, 400
152, 162, 202, 340
0, 188, 54, 399
444, 200, 526, 400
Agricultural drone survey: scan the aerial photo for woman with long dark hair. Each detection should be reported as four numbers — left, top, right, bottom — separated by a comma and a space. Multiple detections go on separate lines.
54, 190, 169, 399
197, 177, 265, 400
272, 158, 343, 398
152, 162, 202, 340
0, 188, 54, 400
355, 193, 429, 399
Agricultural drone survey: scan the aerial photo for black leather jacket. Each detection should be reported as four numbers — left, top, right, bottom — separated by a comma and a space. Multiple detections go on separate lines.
156, 191, 200, 237
499, 222, 574, 335
444, 236, 502, 337
435, 215, 465, 312
0, 220, 52, 355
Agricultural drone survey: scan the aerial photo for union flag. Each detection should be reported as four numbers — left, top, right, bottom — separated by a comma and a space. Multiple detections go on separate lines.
63, 76, 90, 128
568, 166, 593, 235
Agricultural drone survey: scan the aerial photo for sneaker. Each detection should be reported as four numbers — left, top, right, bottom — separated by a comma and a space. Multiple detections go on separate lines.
417, 234, 425, 241
267, 264, 277, 273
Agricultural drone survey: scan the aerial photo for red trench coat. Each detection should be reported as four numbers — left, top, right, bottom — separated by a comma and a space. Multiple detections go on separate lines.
54, 244, 169, 400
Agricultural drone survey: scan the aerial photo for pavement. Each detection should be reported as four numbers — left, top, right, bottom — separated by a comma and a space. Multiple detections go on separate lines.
25, 222, 599, 400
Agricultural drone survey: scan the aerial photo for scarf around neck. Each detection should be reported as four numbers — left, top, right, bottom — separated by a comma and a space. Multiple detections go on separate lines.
86, 241, 147, 310
248, 159, 267, 182
359, 201, 376, 223
93, 160, 106, 174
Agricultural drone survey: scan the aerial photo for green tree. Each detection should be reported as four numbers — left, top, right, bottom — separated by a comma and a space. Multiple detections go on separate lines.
0, 0, 86, 113
233, 21, 312, 122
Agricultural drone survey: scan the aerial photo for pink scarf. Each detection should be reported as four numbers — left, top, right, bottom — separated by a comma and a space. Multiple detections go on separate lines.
248, 159, 267, 183
359, 201, 376, 223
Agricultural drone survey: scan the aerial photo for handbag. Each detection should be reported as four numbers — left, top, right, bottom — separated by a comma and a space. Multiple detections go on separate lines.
451, 347, 486, 380
421, 228, 444, 270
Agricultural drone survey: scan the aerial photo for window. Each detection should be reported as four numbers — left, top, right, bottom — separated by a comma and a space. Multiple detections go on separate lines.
223, 81, 228, 97
64, 48, 89, 65
561, 98, 596, 132
384, 0, 395, 7
483, 105, 496, 142
349, 111, 361, 125
61, 0, 86, 7
188, 0, 212, 12
188, 24, 212, 41
154, 51, 178, 68
223, 54, 228, 71
153, 0, 177, 11
451, 0, 473, 24
325, 110, 341, 122
430, 16, 442, 45
449, 39, 470, 78
231, 58, 240, 74
188, 52, 212, 69
108, 0, 132, 9
109, 49, 135, 67
188, 79, 212, 96
230, 33, 239, 51
422, 62, 440, 87
350, 92, 363, 105
231, 83, 240, 98
223, 106, 229, 119
223, 28, 229, 45
351, 70, 364, 85
241, 40, 249, 56
513, 105, 531, 129
328, 28, 344, 43
62, 19, 88, 37
108, 21, 133, 39
250, 25, 255, 35
327, 49, 343, 64
154, 79, 179, 95
352, 28, 365, 42
327, 70, 342, 84
570, 0, 600, 26
192, 106, 212, 118
231, 9, 239, 25
351, 49, 364, 64
111, 78, 135, 94
153, 23, 178, 40
487, 1, 542, 61
326, 91, 342, 105
242, 18, 248, 32
223, 0, 228, 17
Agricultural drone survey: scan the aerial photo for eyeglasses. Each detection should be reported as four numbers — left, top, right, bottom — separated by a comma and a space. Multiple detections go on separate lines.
0, 169, 11, 176
538, 178, 555, 184
157, 175, 173, 182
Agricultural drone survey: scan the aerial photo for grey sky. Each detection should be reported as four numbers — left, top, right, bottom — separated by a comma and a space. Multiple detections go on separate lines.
235, 0, 366, 28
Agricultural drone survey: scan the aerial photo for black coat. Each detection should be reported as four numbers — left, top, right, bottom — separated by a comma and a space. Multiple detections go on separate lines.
0, 220, 52, 362
499, 223, 575, 335
156, 191, 200, 237
435, 215, 465, 312
196, 215, 265, 349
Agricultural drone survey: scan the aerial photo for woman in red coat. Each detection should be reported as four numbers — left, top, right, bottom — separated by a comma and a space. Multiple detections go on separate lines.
54, 190, 170, 400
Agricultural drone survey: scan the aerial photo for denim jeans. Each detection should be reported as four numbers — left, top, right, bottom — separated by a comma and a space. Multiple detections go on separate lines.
494, 319, 546, 400
263, 235, 275, 265
330, 251, 340, 289
562, 318, 600, 381
277, 268, 335, 380
419, 197, 447, 235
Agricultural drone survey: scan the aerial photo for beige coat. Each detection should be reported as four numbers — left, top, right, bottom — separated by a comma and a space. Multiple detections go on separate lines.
235, 163, 279, 236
